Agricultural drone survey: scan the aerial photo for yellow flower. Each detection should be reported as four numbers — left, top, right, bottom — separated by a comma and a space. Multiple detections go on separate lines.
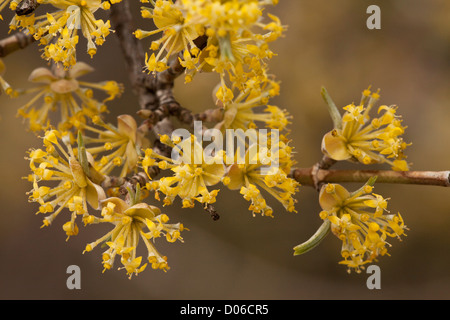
224, 134, 299, 216
143, 135, 225, 208
27, 130, 106, 240
16, 62, 122, 132
0, 58, 17, 97
90, 19, 113, 46
83, 195, 186, 278
137, 0, 200, 74
321, 87, 410, 171
9, 0, 116, 68
203, 33, 275, 89
214, 78, 289, 131
318, 179, 408, 273
76, 114, 150, 178
137, 0, 284, 85
0, 0, 18, 20
178, 48, 200, 83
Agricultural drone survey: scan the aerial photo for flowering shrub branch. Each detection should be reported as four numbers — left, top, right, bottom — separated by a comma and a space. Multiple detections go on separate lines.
0, 0, 448, 278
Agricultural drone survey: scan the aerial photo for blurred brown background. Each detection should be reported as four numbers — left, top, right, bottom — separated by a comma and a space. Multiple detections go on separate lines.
0, 0, 449, 299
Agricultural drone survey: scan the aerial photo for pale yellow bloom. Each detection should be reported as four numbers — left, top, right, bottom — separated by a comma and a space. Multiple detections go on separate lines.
0, 58, 17, 97
136, 0, 200, 74
76, 114, 150, 178
9, 0, 116, 68
143, 135, 225, 208
224, 134, 299, 216
16, 62, 122, 132
321, 87, 410, 171
27, 129, 106, 240
83, 195, 186, 277
214, 78, 288, 131
318, 179, 408, 273
137, 0, 284, 86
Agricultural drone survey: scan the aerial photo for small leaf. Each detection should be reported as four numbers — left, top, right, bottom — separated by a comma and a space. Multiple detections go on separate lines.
321, 87, 342, 129
366, 175, 378, 187
126, 186, 136, 206
77, 131, 90, 177
293, 220, 331, 256
135, 183, 141, 204
218, 34, 235, 63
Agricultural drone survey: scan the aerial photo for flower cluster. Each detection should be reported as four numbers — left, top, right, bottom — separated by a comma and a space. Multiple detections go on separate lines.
27, 129, 185, 277
318, 179, 407, 273
83, 193, 186, 278
321, 87, 410, 171
135, 0, 285, 127
26, 130, 106, 239
5, 0, 418, 280
142, 132, 299, 217
143, 134, 225, 208
214, 76, 290, 132
136, 0, 283, 85
16, 62, 123, 132
223, 133, 299, 216
74, 114, 150, 178
9, 0, 117, 68
135, 1, 300, 219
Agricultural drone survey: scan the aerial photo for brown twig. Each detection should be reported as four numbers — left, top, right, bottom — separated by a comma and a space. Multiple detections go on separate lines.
109, 0, 158, 111
0, 32, 35, 57
291, 167, 450, 188
310, 155, 337, 190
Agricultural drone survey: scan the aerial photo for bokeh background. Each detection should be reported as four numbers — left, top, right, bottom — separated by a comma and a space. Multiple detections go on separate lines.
0, 0, 449, 299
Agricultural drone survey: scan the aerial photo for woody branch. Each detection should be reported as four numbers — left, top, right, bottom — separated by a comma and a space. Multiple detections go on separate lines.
0, 31, 35, 57
291, 167, 450, 188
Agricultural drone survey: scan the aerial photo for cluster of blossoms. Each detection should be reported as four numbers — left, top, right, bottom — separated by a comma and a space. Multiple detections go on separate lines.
141, 132, 299, 217
318, 179, 407, 273
26, 129, 185, 277
8, 0, 297, 278
293, 87, 411, 272
223, 133, 298, 216
143, 135, 225, 208
83, 190, 186, 275
136, 0, 283, 84
136, 1, 300, 219
9, 0, 118, 68
136, 0, 287, 131
27, 130, 106, 238
321, 87, 410, 171
0, 0, 416, 278
74, 114, 150, 178
214, 76, 291, 132
17, 62, 123, 132
15, 58, 170, 277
